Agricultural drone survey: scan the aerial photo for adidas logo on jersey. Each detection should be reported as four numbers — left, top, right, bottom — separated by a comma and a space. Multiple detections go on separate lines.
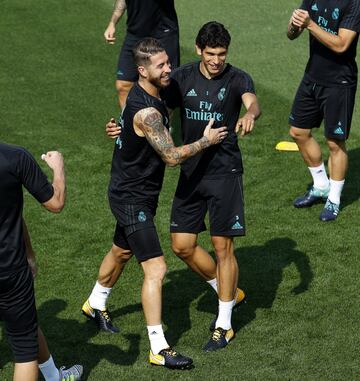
311, 3, 318, 11
186, 89, 197, 97
231, 221, 243, 230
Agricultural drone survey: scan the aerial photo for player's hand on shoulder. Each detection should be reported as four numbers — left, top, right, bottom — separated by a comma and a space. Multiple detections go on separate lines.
106, 117, 121, 139
236, 114, 255, 137
203, 118, 228, 145
104, 23, 116, 44
41, 151, 64, 171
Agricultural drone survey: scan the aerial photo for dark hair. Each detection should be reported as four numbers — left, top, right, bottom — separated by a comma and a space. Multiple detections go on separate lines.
195, 21, 231, 50
132, 38, 166, 67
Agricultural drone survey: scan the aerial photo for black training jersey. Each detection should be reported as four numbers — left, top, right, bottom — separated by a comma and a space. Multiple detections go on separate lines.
164, 62, 255, 178
0, 143, 53, 275
300, 0, 360, 86
125, 0, 178, 38
108, 83, 170, 207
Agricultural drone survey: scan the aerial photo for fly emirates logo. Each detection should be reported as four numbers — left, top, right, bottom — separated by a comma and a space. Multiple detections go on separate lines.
185, 101, 224, 121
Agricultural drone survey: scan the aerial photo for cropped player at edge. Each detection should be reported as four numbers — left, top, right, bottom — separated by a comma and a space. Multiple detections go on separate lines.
288, 0, 360, 221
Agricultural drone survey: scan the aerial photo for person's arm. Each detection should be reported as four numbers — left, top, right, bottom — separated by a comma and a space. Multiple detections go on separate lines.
291, 9, 358, 53
236, 93, 261, 137
41, 151, 66, 213
104, 0, 127, 44
287, 12, 304, 40
23, 220, 37, 278
134, 108, 228, 167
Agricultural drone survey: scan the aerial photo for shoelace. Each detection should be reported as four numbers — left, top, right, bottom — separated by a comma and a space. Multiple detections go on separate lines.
100, 310, 112, 323
325, 200, 338, 212
163, 348, 178, 357
211, 328, 224, 342
59, 365, 82, 380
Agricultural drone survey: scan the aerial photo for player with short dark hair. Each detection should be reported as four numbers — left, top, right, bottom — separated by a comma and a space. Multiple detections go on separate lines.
104, 0, 180, 108
165, 21, 261, 352
287, 1, 360, 221
0, 145, 82, 381
82, 37, 227, 368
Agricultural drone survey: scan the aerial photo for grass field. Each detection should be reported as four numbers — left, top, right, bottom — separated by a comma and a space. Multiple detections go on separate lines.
1, 0, 360, 380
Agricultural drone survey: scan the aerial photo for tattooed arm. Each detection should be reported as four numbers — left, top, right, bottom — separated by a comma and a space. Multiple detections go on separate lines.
104, 0, 127, 44
287, 10, 304, 40
134, 108, 228, 167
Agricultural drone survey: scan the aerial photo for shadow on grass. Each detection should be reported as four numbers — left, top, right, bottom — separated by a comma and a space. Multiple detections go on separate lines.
197, 237, 313, 334
341, 147, 360, 208
0, 299, 140, 379
110, 238, 313, 345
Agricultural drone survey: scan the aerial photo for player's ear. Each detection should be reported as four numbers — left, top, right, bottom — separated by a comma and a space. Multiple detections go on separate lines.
138, 65, 148, 78
195, 44, 202, 56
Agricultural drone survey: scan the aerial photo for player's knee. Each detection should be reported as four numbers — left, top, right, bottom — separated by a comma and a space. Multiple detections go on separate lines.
145, 260, 167, 282
110, 245, 132, 264
171, 241, 195, 260
115, 80, 133, 96
327, 138, 346, 154
289, 126, 311, 142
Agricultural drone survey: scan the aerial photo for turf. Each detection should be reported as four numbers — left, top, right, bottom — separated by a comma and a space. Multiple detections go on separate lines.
1, 0, 359, 380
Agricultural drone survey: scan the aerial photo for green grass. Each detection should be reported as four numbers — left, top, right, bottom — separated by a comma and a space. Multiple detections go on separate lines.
1, 0, 360, 380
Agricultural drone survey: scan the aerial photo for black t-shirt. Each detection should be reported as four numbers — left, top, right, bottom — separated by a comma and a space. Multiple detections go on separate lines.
300, 0, 360, 86
0, 143, 54, 275
125, 0, 178, 38
108, 83, 170, 207
164, 62, 255, 178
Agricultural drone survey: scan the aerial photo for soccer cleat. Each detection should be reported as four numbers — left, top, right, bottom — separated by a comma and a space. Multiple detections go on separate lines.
203, 327, 235, 352
293, 186, 329, 208
209, 288, 246, 331
149, 347, 193, 369
59, 364, 83, 381
319, 199, 340, 222
81, 299, 119, 333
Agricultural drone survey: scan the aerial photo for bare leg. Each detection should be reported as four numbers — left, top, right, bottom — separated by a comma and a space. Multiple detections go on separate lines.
115, 80, 134, 109
38, 327, 50, 364
97, 244, 132, 288
14, 361, 38, 381
290, 126, 323, 167
171, 233, 216, 280
140, 256, 167, 326
211, 236, 238, 302
327, 138, 348, 180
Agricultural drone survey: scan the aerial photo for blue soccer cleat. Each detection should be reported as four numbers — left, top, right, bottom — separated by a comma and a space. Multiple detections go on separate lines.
319, 199, 340, 222
293, 186, 329, 208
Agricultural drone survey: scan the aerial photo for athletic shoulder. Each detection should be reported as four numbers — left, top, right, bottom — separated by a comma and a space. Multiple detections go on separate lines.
227, 65, 256, 93
170, 62, 198, 82
341, 0, 360, 32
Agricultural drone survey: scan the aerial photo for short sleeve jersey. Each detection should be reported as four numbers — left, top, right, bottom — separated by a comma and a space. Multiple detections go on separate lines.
108, 83, 170, 207
0, 143, 54, 275
165, 62, 255, 178
126, 0, 178, 38
300, 0, 360, 86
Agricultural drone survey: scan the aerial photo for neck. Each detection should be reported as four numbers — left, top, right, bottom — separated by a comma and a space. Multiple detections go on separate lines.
138, 77, 160, 98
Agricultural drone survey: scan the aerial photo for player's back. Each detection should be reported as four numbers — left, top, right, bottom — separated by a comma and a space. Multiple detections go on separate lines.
108, 83, 170, 207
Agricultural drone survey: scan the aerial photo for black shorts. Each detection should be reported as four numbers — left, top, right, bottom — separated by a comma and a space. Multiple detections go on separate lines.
0, 266, 38, 363
109, 202, 163, 262
289, 77, 357, 140
170, 173, 245, 237
116, 31, 180, 81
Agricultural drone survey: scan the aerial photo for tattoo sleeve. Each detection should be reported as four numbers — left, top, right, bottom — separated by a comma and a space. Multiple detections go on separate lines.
111, 0, 126, 23
136, 108, 210, 166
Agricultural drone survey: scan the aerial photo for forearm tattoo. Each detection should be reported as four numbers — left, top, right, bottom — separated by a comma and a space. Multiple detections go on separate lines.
137, 108, 210, 165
